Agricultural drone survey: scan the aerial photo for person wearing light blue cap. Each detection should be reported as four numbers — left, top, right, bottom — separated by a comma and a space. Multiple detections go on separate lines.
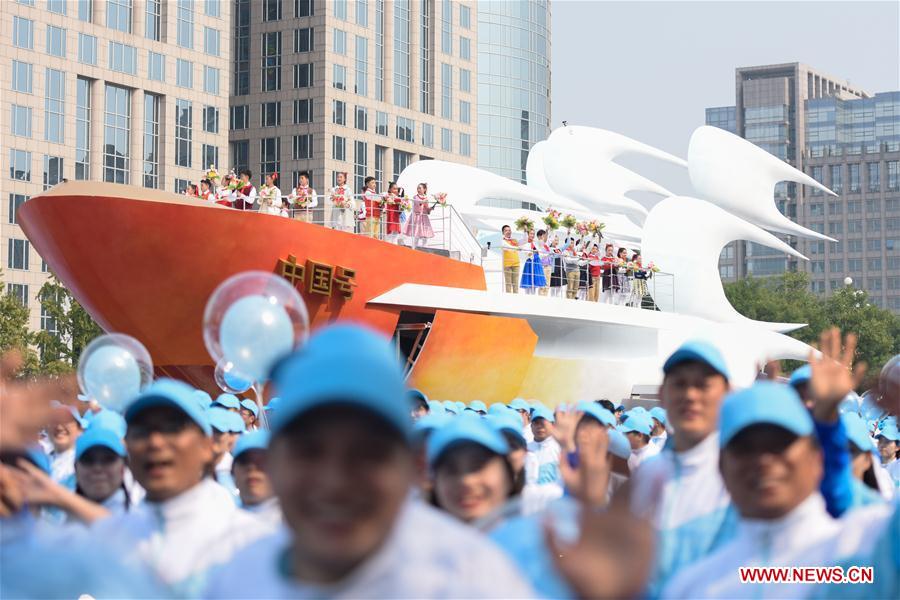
92, 378, 270, 598
875, 419, 900, 488
408, 388, 430, 420
663, 381, 900, 599
467, 399, 488, 415
72, 425, 132, 517
621, 411, 659, 472
649, 406, 668, 449
264, 396, 281, 414
841, 413, 884, 509
193, 389, 213, 410
212, 393, 242, 412
46, 401, 87, 485
239, 398, 260, 430
524, 405, 564, 511
509, 398, 535, 444
442, 400, 459, 415
427, 400, 446, 416
203, 323, 533, 599
486, 410, 528, 488
231, 431, 280, 526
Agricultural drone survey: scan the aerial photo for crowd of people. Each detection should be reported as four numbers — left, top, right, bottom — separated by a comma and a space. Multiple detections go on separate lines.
500, 225, 659, 306
1, 325, 898, 599
181, 167, 446, 248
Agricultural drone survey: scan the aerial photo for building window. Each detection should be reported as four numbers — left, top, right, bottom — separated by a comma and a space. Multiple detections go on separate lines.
261, 102, 281, 127
868, 162, 881, 192
176, 59, 193, 87
262, 32, 282, 92
9, 150, 32, 181
333, 29, 347, 55
148, 52, 165, 81
295, 0, 313, 17
76, 78, 91, 180
294, 63, 313, 88
13, 17, 34, 49
230, 105, 249, 130
810, 166, 824, 195
459, 36, 471, 61
263, 0, 282, 21
205, 0, 220, 17
459, 133, 471, 157
334, 0, 347, 19
847, 200, 862, 214
354, 141, 368, 191
355, 35, 368, 96
293, 99, 312, 124
231, 140, 249, 172
44, 69, 65, 143
356, 0, 368, 25
78, 33, 97, 65
847, 239, 863, 253
203, 106, 219, 133
204, 67, 220, 94
375, 0, 384, 100
7, 284, 28, 308
830, 259, 843, 272
867, 238, 882, 252
174, 178, 190, 194
460, 100, 471, 124
333, 100, 346, 125
830, 165, 843, 194
847, 220, 863, 234
808, 241, 825, 254
204, 27, 220, 56
7, 239, 30, 270
867, 218, 882, 232
10, 106, 32, 138
108, 42, 137, 75
867, 199, 882, 213
354, 106, 368, 131
422, 123, 434, 148
333, 64, 347, 90
392, 149, 411, 180
376, 111, 388, 136
396, 116, 414, 142
103, 84, 131, 183
177, 0, 194, 47
419, 0, 431, 114
143, 93, 160, 188
78, 0, 93, 22
294, 27, 313, 52
12, 61, 33, 94
175, 99, 192, 168
106, 0, 132, 33
441, 0, 452, 54
393, 0, 410, 108
202, 144, 219, 170
828, 222, 842, 235
849, 164, 860, 193
441, 128, 452, 152
333, 136, 346, 161
145, 0, 161, 40
888, 161, 899, 191
460, 68, 471, 93
260, 137, 280, 177
43, 156, 63, 190
8, 194, 29, 225
441, 63, 452, 119
46, 26, 67, 58
808, 203, 824, 217
292, 134, 312, 160
234, 0, 250, 95
375, 144, 385, 187
459, 4, 470, 28
868, 258, 882, 271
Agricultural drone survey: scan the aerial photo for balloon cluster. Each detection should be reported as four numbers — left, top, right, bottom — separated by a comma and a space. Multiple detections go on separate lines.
77, 334, 154, 412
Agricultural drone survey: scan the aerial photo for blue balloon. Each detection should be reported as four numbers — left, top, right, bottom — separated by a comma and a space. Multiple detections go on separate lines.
83, 345, 142, 412
219, 295, 294, 381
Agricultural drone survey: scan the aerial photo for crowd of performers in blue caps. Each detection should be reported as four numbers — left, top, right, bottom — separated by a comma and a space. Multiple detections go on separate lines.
1, 325, 899, 599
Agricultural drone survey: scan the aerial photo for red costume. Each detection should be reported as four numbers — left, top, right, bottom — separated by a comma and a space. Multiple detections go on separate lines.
384, 194, 402, 235
363, 189, 382, 220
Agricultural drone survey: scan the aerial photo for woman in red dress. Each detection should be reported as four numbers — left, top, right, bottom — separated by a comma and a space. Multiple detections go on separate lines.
384, 182, 404, 244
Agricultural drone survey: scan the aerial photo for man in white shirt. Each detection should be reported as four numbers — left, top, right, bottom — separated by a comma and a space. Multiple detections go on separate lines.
231, 430, 281, 527
92, 379, 270, 598
204, 324, 533, 598
621, 411, 660, 472
649, 406, 669, 449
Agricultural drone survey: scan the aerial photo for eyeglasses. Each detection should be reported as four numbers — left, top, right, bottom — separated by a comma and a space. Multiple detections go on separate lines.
78, 451, 121, 467
126, 419, 192, 440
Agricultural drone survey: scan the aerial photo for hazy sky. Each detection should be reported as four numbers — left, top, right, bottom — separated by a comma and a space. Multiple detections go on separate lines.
551, 0, 900, 193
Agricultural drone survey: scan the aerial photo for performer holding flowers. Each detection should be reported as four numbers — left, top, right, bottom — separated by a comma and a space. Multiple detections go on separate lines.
198, 179, 215, 203
587, 244, 602, 302
258, 172, 283, 216
362, 176, 383, 239
287, 171, 318, 222
630, 252, 652, 308
235, 169, 257, 211
600, 243, 616, 304
537, 230, 553, 296
216, 170, 237, 207
328, 171, 356, 232
384, 182, 404, 244
403, 183, 435, 249
615, 246, 631, 305
520, 229, 547, 294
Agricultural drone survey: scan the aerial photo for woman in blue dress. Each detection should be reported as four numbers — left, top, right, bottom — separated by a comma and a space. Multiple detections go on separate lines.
520, 229, 548, 294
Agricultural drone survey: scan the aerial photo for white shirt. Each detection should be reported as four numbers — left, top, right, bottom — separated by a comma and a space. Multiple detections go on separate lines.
92, 478, 273, 598
204, 500, 535, 599
628, 441, 661, 473
873, 460, 897, 499
651, 430, 669, 449
49, 447, 75, 484
287, 186, 319, 208
522, 423, 535, 444
244, 497, 283, 528
523, 438, 564, 515
885, 458, 900, 488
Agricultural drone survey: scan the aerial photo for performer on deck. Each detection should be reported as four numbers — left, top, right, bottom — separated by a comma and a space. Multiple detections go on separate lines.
235, 169, 257, 211
501, 225, 521, 294
198, 179, 215, 203
562, 239, 582, 300
600, 243, 616, 304
630, 252, 651, 308
520, 229, 547, 294
258, 173, 283, 216
384, 182, 404, 244
328, 172, 355, 232
362, 176, 383, 239
615, 246, 632, 305
403, 183, 435, 249
549, 236, 566, 298
287, 171, 318, 222
537, 230, 553, 297
587, 244, 602, 302
216, 172, 236, 207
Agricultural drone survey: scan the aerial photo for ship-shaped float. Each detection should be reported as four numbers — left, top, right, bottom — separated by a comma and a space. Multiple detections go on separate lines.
18, 126, 833, 403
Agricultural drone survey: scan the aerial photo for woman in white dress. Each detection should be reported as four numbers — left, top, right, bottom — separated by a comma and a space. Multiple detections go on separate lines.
257, 172, 284, 216
328, 171, 356, 232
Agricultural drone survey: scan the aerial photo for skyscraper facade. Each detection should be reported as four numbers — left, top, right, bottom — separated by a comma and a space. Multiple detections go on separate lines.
476, 0, 551, 184
2, 0, 231, 330
228, 0, 477, 197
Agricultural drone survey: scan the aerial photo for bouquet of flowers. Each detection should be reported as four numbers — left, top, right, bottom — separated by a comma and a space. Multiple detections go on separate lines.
515, 216, 535, 232
206, 165, 219, 180
432, 192, 449, 207
293, 190, 312, 208
400, 196, 413, 212
543, 208, 561, 230
647, 261, 661, 273
587, 220, 606, 236
575, 221, 589, 236
560, 214, 578, 230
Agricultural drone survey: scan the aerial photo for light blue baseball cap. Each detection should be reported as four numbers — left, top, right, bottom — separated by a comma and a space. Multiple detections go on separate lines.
264, 397, 281, 413
125, 378, 212, 436
232, 430, 270, 461
455, 401, 465, 412
663, 339, 730, 380
468, 400, 487, 413
488, 402, 510, 415
719, 382, 813, 448
841, 413, 875, 452
86, 410, 127, 439
877, 421, 900, 442
509, 398, 531, 412
409, 388, 429, 408
531, 405, 555, 423
580, 404, 617, 428
443, 400, 459, 415
269, 324, 411, 440
209, 407, 235, 434
76, 426, 126, 462
193, 390, 212, 410
427, 400, 445, 415
427, 414, 510, 468
621, 412, 653, 436
649, 406, 668, 426
788, 365, 812, 387
413, 413, 450, 440
608, 428, 632, 459
487, 411, 527, 446
240, 398, 260, 417
213, 393, 241, 410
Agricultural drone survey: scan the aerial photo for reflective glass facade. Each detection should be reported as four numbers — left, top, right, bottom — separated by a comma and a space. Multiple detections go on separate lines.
477, 0, 551, 183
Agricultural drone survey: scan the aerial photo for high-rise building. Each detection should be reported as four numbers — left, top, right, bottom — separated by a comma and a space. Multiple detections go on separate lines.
476, 0, 551, 184
706, 63, 900, 313
2, 0, 232, 330
228, 0, 477, 197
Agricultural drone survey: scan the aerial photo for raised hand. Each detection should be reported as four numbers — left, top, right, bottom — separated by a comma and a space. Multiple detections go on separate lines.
808, 327, 868, 422
551, 404, 583, 452
560, 425, 611, 508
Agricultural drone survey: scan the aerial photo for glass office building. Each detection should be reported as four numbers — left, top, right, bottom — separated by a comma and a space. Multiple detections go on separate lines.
476, 0, 551, 183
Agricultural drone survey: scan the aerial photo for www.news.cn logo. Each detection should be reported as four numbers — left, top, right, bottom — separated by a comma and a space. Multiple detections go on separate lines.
739, 566, 874, 584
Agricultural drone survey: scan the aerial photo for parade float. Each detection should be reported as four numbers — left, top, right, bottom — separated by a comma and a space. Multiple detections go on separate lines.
18, 126, 833, 404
